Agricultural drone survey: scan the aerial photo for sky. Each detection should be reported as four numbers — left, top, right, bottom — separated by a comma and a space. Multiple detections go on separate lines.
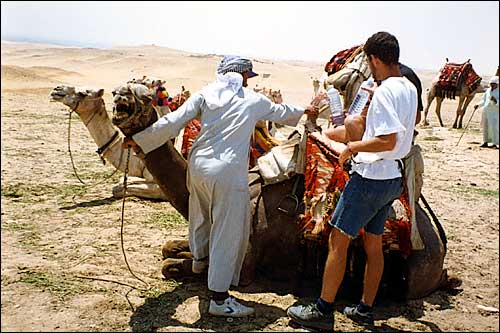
1, 1, 499, 76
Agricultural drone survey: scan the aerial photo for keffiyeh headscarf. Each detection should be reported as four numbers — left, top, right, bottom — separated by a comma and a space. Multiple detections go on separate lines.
217, 55, 255, 76
200, 56, 256, 110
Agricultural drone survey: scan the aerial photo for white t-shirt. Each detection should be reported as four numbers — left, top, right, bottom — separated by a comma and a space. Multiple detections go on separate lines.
352, 76, 417, 180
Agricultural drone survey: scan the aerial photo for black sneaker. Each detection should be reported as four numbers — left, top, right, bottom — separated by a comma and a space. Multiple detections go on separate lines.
287, 303, 334, 331
343, 304, 374, 325
480, 142, 490, 148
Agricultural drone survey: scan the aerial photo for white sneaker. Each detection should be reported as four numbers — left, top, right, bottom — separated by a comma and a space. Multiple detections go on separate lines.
192, 257, 208, 274
208, 297, 255, 317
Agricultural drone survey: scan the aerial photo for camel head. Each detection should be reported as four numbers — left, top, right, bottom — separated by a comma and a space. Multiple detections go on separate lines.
255, 87, 283, 104
50, 85, 105, 114
270, 89, 283, 104
111, 83, 157, 137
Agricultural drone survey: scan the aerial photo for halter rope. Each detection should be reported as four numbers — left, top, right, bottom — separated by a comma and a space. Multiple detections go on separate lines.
67, 100, 121, 187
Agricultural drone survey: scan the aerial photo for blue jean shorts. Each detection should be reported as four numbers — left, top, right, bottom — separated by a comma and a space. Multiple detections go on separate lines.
328, 172, 403, 238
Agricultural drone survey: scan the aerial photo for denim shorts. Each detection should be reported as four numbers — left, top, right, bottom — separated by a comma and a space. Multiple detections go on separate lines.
328, 172, 403, 238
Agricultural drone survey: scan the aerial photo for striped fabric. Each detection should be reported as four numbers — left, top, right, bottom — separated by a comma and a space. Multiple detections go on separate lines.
217, 55, 254, 75
299, 134, 413, 258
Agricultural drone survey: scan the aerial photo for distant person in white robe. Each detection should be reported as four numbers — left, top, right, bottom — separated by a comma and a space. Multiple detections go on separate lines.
476, 76, 499, 149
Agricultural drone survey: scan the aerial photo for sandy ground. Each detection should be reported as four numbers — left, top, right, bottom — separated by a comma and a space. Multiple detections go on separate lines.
1, 41, 499, 332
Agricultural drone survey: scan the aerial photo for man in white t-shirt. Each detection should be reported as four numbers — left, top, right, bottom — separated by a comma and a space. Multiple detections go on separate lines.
287, 31, 417, 330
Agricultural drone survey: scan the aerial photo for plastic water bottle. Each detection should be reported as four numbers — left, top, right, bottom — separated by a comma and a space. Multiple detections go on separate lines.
326, 87, 344, 126
348, 78, 375, 115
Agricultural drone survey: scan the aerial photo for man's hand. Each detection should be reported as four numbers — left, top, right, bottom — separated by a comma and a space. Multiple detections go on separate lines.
122, 137, 145, 158
304, 105, 319, 117
491, 96, 497, 104
339, 143, 354, 167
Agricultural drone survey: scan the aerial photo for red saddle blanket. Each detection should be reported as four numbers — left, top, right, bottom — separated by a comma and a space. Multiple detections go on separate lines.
437, 62, 482, 99
324, 45, 363, 76
179, 120, 280, 164
181, 119, 201, 159
298, 134, 412, 258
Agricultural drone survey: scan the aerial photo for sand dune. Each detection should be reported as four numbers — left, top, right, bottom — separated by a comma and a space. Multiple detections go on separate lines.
2, 41, 491, 104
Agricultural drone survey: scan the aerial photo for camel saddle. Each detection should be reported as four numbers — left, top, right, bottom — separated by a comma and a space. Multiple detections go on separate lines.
437, 61, 482, 99
324, 45, 363, 76
254, 132, 422, 258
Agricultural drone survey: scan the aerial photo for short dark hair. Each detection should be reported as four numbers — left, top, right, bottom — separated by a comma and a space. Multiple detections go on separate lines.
363, 31, 399, 65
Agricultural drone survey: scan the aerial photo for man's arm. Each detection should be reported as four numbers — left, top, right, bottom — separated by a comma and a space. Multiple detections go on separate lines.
126, 93, 203, 155
339, 133, 397, 166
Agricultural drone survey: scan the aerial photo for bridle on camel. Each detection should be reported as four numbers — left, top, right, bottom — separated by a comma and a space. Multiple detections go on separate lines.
73, 92, 153, 310
67, 100, 123, 186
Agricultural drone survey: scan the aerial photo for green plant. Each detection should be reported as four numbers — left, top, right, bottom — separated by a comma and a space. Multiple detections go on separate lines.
145, 211, 188, 229
422, 136, 444, 141
18, 270, 96, 301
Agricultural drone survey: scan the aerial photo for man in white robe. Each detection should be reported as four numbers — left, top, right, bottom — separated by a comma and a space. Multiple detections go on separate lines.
124, 55, 317, 317
477, 76, 499, 149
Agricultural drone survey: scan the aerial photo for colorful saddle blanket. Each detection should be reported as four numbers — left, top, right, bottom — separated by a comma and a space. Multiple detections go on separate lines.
437, 62, 482, 99
181, 119, 201, 159
298, 134, 412, 258
324, 45, 363, 76
250, 126, 282, 168
178, 119, 281, 166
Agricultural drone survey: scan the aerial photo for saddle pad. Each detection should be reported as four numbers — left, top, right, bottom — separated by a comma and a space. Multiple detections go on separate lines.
437, 62, 481, 99
257, 132, 301, 185
324, 45, 363, 76
298, 133, 413, 258
181, 119, 201, 159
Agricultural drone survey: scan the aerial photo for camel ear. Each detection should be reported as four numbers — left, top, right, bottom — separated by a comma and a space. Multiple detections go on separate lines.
446, 57, 449, 63
97, 89, 104, 97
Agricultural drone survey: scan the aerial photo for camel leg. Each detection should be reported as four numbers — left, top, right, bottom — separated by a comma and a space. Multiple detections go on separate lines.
422, 90, 435, 126
161, 258, 201, 280
162, 239, 191, 259
458, 95, 475, 129
452, 97, 466, 129
112, 176, 168, 201
435, 97, 445, 127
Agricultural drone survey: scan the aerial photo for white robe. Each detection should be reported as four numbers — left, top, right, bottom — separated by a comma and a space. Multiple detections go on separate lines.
133, 88, 304, 292
479, 87, 499, 145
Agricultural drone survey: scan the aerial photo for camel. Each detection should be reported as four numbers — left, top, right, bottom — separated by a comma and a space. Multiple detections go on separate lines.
422, 81, 486, 128
110, 82, 458, 300
422, 60, 486, 128
50, 85, 168, 201
325, 50, 371, 114
253, 86, 289, 140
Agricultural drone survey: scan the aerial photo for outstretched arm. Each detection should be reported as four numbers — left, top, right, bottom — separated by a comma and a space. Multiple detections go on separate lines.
132, 93, 203, 155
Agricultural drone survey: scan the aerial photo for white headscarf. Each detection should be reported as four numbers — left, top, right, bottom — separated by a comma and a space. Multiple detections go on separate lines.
489, 76, 499, 85
199, 72, 243, 110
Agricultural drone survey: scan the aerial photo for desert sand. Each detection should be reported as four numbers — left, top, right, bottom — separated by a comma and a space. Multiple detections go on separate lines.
1, 41, 498, 332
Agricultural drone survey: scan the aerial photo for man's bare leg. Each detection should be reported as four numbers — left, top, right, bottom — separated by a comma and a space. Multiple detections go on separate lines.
319, 228, 351, 302
322, 114, 366, 144
344, 114, 366, 142
360, 232, 384, 306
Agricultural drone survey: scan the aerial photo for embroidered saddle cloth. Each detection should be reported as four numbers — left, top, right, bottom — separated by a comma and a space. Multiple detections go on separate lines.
437, 61, 482, 99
